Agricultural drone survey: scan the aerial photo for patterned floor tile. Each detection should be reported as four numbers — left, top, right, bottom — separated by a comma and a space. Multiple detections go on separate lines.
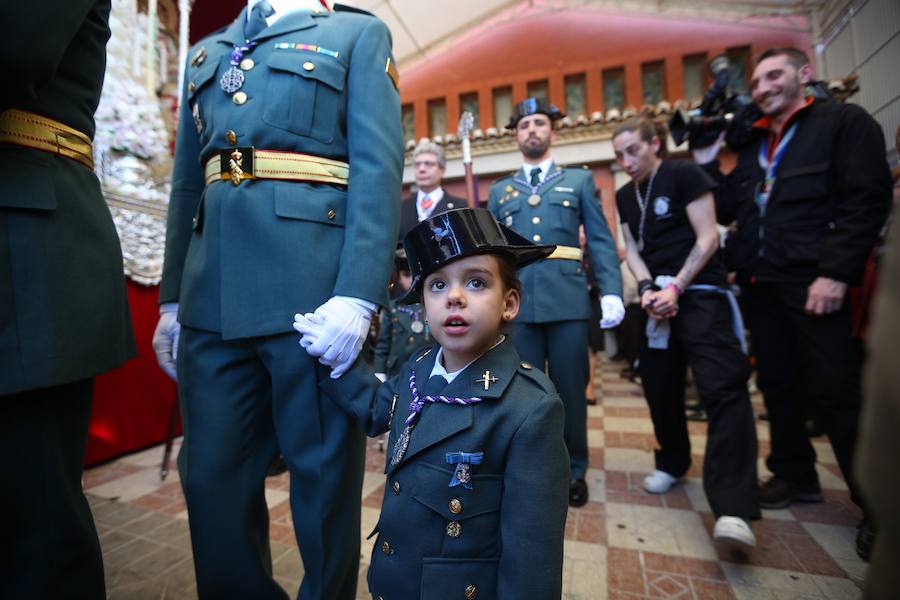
606, 503, 718, 560
78, 353, 866, 598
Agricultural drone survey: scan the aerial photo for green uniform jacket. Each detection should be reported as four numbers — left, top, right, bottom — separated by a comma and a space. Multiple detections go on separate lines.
1, 0, 135, 396
372, 301, 432, 377
160, 6, 402, 337
322, 338, 569, 599
488, 164, 622, 323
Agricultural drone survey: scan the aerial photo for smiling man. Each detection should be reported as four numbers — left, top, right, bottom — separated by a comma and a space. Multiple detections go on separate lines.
694, 47, 892, 559
487, 97, 623, 507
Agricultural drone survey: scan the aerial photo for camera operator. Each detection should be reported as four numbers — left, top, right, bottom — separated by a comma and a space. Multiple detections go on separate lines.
692, 47, 892, 560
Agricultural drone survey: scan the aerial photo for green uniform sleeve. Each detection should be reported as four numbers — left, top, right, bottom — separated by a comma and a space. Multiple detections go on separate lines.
159, 53, 206, 304
319, 360, 394, 437
497, 394, 569, 598
333, 17, 403, 307
580, 172, 623, 297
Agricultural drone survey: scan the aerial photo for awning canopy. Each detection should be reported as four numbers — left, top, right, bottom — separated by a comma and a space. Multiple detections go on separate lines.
341, 0, 840, 70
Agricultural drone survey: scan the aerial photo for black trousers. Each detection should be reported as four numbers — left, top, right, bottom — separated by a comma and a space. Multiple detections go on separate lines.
743, 282, 864, 508
513, 320, 590, 478
0, 379, 104, 600
639, 291, 760, 520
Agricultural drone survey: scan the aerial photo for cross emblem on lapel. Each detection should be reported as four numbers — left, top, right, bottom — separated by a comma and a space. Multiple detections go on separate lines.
476, 370, 498, 391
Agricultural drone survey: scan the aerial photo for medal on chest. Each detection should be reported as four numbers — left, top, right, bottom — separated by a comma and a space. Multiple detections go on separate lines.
513, 169, 564, 209
220, 42, 258, 94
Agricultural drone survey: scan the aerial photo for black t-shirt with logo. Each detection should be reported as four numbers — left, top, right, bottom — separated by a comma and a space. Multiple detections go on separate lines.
616, 159, 726, 286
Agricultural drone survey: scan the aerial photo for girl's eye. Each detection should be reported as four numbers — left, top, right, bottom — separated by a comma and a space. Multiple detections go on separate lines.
429, 280, 445, 291
467, 278, 485, 289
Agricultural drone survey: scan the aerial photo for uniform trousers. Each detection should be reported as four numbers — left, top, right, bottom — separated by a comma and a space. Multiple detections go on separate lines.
1, 379, 104, 600
742, 282, 864, 508
512, 320, 589, 478
639, 291, 759, 519
177, 327, 365, 600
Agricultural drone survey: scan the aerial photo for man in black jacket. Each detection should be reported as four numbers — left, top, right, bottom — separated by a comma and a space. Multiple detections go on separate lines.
695, 47, 891, 558
398, 141, 465, 240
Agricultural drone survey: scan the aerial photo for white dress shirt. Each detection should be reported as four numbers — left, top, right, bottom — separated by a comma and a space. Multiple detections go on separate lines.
521, 157, 554, 184
416, 187, 444, 222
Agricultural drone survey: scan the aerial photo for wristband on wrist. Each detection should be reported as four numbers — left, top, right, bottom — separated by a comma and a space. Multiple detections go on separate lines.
637, 279, 656, 297
666, 282, 684, 296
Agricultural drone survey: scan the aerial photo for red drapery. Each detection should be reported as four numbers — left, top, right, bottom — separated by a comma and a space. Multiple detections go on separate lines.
85, 281, 179, 466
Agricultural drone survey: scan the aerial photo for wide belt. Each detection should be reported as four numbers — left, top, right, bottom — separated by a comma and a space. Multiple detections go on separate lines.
0, 108, 94, 169
547, 245, 583, 261
204, 147, 349, 186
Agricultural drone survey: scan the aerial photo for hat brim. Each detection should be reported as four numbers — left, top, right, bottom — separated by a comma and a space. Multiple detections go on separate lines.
506, 107, 566, 130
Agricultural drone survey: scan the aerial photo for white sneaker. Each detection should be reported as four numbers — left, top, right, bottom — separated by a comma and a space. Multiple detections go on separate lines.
642, 470, 677, 494
713, 516, 756, 547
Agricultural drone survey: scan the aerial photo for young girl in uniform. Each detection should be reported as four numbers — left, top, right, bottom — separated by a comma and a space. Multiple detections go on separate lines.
295, 208, 570, 599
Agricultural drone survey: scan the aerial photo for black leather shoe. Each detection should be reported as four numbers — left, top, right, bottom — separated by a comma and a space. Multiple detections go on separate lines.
856, 519, 876, 562
758, 477, 823, 509
569, 479, 589, 507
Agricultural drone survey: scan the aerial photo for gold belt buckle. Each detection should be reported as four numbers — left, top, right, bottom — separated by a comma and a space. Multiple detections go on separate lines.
221, 146, 254, 185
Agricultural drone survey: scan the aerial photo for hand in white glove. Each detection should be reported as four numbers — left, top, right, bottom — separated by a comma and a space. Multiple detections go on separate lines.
690, 132, 726, 165
152, 302, 180, 381
292, 296, 373, 378
599, 294, 626, 329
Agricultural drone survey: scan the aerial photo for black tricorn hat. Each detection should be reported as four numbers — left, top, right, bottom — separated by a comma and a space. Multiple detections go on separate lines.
506, 97, 566, 130
401, 208, 555, 303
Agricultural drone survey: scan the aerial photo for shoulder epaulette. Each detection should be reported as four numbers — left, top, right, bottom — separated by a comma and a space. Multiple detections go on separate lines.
333, 3, 375, 16
516, 361, 555, 393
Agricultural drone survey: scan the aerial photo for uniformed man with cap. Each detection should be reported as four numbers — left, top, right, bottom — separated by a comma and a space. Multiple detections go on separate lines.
488, 97, 624, 506
151, 0, 403, 597
1, 2, 135, 598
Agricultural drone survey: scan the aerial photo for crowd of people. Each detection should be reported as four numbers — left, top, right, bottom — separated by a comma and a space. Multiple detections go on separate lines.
4, 1, 898, 599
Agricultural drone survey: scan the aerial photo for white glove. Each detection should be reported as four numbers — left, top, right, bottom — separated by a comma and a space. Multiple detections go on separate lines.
292, 296, 373, 378
599, 295, 626, 329
152, 302, 180, 381
691, 132, 726, 165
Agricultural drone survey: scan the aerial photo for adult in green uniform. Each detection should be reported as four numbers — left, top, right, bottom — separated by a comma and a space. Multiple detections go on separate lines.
1, 2, 135, 598
152, 1, 402, 597
488, 98, 623, 506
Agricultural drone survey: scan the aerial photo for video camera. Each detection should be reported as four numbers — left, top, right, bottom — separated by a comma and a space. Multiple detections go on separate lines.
668, 55, 760, 151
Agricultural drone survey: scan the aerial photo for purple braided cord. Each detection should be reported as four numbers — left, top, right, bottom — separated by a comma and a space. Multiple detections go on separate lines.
404, 372, 482, 428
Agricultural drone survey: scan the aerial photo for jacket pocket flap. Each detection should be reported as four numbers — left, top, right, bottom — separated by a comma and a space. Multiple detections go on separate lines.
412, 463, 501, 520
778, 161, 829, 179
267, 52, 346, 91
187, 62, 218, 100
273, 182, 346, 226
498, 196, 522, 217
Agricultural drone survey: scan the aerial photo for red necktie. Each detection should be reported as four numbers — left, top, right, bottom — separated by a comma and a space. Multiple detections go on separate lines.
421, 195, 433, 210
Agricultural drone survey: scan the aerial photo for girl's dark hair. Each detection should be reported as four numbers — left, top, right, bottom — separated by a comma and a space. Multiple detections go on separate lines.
495, 253, 522, 295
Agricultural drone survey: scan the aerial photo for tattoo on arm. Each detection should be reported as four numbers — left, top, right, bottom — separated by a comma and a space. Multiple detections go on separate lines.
675, 243, 707, 287
675, 194, 719, 288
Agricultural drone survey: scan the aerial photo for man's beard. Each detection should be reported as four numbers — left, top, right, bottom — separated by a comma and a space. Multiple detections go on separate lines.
520, 136, 550, 159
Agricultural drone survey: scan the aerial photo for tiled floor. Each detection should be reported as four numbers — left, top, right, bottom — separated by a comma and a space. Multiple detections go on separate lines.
84, 357, 867, 599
